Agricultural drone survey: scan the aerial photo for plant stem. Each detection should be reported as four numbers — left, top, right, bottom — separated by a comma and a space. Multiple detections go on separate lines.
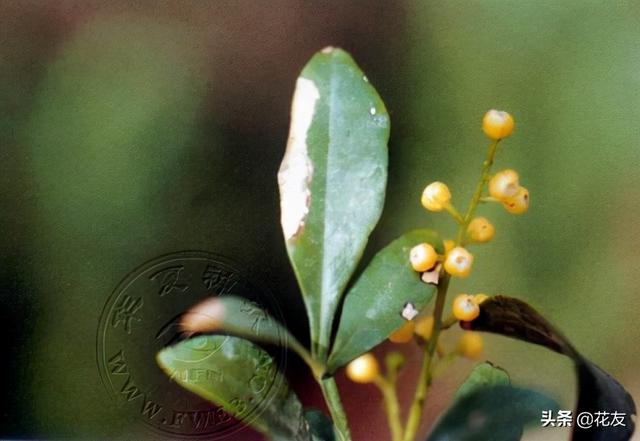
456, 140, 500, 245
290, 339, 326, 381
320, 376, 352, 441
403, 140, 501, 441
374, 376, 404, 441
440, 315, 458, 330
402, 271, 450, 441
444, 203, 464, 224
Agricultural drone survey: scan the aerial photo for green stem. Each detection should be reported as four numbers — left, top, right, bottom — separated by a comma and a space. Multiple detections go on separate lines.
444, 203, 464, 224
374, 376, 403, 441
456, 140, 500, 245
440, 315, 458, 330
320, 377, 352, 441
402, 271, 450, 441
403, 140, 501, 441
290, 339, 326, 381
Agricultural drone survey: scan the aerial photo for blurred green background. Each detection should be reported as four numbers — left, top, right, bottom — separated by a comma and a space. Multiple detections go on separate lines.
1, 1, 639, 440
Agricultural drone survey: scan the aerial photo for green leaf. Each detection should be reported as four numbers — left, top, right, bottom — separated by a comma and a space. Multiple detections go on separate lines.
455, 362, 510, 401
180, 295, 323, 377
327, 230, 441, 372
462, 296, 637, 441
157, 335, 311, 441
278, 47, 390, 359
427, 385, 559, 441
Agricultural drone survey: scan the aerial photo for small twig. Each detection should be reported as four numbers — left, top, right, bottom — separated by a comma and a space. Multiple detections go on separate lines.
374, 376, 404, 441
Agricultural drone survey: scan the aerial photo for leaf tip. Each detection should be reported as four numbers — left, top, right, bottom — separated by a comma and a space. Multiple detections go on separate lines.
180, 297, 226, 334
155, 346, 172, 372
316, 46, 357, 66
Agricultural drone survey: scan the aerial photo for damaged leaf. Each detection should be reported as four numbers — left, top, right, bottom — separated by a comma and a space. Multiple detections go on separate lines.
427, 385, 559, 441
278, 77, 318, 240
157, 335, 311, 441
461, 296, 637, 441
278, 47, 390, 360
327, 230, 441, 372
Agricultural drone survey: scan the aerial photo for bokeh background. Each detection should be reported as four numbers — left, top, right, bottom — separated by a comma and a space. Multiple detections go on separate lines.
1, 1, 639, 440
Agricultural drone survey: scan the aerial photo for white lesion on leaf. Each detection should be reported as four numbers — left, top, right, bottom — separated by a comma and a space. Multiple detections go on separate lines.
402, 302, 419, 321
278, 77, 319, 240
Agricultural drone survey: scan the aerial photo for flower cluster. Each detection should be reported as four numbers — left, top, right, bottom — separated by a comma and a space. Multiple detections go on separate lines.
347, 109, 526, 383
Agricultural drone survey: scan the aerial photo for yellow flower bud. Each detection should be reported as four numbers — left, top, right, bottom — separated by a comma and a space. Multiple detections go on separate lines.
457, 331, 484, 360
452, 294, 480, 322
482, 109, 514, 140
346, 353, 380, 384
410, 243, 439, 272
489, 169, 520, 200
467, 217, 496, 243
414, 315, 434, 340
389, 321, 415, 343
421, 182, 451, 212
443, 240, 456, 254
444, 247, 474, 278
503, 187, 530, 215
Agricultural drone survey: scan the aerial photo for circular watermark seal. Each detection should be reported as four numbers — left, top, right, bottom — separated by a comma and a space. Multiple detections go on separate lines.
97, 251, 287, 439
